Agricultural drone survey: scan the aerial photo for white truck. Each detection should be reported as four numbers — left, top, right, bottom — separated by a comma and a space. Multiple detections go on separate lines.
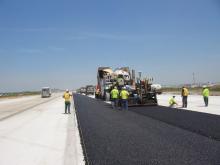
41, 87, 51, 98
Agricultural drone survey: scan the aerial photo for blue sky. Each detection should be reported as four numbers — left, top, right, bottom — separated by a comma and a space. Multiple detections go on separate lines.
0, 0, 220, 92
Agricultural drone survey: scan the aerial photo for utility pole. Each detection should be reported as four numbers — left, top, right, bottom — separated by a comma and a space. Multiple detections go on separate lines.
193, 72, 196, 86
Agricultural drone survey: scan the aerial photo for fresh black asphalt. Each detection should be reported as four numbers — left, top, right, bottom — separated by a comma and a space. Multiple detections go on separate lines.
74, 94, 220, 165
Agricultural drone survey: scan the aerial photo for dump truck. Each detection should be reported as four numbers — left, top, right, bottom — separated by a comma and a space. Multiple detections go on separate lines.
96, 67, 113, 100
96, 67, 158, 106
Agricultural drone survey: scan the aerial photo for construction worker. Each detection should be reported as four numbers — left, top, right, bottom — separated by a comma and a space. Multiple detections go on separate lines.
169, 96, 178, 107
120, 86, 129, 110
110, 86, 119, 109
95, 88, 100, 99
63, 89, 72, 114
202, 86, 210, 107
117, 75, 125, 90
181, 86, 189, 108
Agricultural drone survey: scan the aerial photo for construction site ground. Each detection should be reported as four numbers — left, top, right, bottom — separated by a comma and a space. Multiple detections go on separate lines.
0, 94, 220, 165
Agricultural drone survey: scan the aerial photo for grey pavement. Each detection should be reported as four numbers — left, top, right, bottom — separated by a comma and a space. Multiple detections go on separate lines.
0, 95, 84, 165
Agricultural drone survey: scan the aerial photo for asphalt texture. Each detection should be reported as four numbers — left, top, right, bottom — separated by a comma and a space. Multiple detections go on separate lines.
74, 94, 220, 165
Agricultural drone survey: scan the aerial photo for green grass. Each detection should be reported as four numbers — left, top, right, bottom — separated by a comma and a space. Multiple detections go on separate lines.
0, 91, 41, 98
211, 85, 220, 91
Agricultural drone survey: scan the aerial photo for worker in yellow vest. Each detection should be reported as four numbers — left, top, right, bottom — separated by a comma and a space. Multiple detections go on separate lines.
181, 86, 189, 108
120, 86, 129, 110
169, 96, 178, 107
202, 86, 210, 107
63, 89, 72, 114
110, 86, 119, 109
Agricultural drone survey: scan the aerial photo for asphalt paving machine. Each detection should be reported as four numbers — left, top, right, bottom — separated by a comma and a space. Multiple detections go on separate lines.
96, 67, 158, 106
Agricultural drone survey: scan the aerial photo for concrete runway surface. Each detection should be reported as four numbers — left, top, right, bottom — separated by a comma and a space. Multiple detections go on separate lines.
74, 94, 220, 165
0, 94, 84, 165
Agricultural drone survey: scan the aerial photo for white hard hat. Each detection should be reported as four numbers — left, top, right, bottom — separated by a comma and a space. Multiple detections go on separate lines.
122, 86, 126, 89
203, 85, 207, 88
66, 89, 69, 92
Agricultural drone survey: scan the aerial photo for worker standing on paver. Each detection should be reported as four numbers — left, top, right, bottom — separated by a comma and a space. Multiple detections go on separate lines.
63, 89, 72, 114
120, 86, 129, 110
169, 96, 178, 107
110, 86, 119, 109
202, 86, 210, 107
181, 86, 189, 108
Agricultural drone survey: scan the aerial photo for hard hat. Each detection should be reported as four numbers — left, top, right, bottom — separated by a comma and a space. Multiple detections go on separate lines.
122, 86, 126, 89
173, 96, 175, 98
114, 86, 117, 89
66, 89, 69, 92
203, 85, 207, 88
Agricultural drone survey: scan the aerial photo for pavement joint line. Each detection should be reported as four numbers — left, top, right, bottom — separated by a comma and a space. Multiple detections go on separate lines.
73, 96, 90, 165
64, 99, 85, 165
0, 95, 61, 122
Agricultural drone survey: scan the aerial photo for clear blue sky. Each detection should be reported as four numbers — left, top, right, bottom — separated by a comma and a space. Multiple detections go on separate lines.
0, 0, 220, 92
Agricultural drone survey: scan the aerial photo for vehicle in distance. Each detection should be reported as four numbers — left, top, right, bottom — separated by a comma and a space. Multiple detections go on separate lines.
80, 87, 86, 95
41, 87, 51, 98
86, 85, 95, 95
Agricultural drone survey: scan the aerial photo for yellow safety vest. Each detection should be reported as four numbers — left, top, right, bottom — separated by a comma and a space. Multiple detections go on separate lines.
202, 88, 209, 97
111, 89, 119, 99
120, 90, 129, 99
182, 88, 189, 96
63, 92, 71, 102
169, 98, 177, 105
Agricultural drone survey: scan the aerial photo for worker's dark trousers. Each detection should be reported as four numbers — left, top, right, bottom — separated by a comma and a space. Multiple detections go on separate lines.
65, 101, 71, 114
121, 99, 128, 110
111, 98, 118, 109
182, 96, 188, 108
204, 96, 209, 107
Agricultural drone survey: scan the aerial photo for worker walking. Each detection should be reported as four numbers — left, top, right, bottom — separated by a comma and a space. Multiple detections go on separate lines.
181, 86, 189, 108
63, 89, 72, 114
110, 86, 119, 109
169, 96, 178, 108
202, 86, 210, 107
120, 86, 129, 110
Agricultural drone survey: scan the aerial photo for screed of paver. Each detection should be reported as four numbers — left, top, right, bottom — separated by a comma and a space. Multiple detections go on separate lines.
0, 96, 84, 165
